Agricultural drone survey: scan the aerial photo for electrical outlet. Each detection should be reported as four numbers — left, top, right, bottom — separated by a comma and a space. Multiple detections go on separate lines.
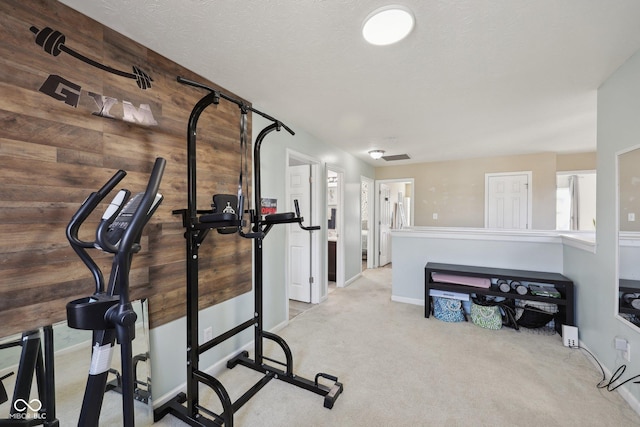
562, 325, 579, 347
625, 342, 631, 362
615, 337, 631, 361
203, 326, 213, 343
615, 337, 628, 351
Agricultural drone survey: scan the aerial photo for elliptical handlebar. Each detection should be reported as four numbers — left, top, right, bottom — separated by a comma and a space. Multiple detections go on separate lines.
66, 169, 127, 294
111, 158, 166, 306
66, 169, 127, 249
66, 158, 166, 298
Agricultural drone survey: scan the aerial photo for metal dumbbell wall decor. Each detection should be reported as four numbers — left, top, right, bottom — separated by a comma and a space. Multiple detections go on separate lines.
30, 26, 153, 89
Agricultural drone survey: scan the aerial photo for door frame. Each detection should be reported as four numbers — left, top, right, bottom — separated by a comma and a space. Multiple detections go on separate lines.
326, 164, 345, 288
484, 171, 532, 229
361, 176, 375, 270
286, 149, 323, 306
374, 178, 415, 268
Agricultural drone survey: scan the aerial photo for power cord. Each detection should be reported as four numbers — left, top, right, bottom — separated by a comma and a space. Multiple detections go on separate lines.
571, 345, 640, 391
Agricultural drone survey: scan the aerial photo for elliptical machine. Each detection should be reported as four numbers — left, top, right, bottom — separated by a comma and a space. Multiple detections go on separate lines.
65, 158, 166, 427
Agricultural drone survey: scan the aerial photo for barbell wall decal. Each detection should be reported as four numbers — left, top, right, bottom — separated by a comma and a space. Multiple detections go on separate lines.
30, 26, 153, 90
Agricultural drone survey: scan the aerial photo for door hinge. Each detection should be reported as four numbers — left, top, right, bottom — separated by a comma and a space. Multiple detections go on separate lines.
309, 276, 314, 284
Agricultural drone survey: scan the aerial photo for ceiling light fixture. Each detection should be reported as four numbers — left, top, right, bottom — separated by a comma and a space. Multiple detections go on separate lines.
369, 150, 385, 160
362, 5, 415, 46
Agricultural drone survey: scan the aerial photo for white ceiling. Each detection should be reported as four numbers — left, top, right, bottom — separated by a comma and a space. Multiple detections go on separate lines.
59, 0, 640, 166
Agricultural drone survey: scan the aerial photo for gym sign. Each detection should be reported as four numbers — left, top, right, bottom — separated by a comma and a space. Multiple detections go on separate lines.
29, 25, 159, 127
10, 398, 46, 420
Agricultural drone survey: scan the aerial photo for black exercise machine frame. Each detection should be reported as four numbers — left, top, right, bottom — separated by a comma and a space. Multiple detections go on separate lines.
65, 158, 166, 427
154, 77, 342, 427
0, 327, 58, 426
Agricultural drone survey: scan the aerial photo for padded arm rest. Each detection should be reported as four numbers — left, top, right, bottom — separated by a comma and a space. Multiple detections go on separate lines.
264, 212, 297, 224
200, 212, 237, 223
198, 213, 240, 232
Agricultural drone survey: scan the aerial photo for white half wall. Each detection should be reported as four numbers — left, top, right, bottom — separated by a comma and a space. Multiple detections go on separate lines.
390, 227, 594, 303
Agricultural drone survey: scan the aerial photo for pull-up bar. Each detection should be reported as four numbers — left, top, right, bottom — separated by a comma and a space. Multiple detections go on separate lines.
155, 77, 342, 426
177, 76, 295, 136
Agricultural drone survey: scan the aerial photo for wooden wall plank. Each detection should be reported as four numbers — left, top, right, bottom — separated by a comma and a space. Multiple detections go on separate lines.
0, 0, 255, 337
0, 138, 57, 162
0, 111, 104, 154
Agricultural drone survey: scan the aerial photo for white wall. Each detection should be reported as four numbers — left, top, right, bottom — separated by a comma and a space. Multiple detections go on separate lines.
255, 111, 375, 310
149, 294, 254, 400
390, 48, 640, 411
146, 47, 640, 409
391, 49, 640, 413
149, 111, 374, 404
577, 47, 640, 408
620, 237, 640, 280
390, 228, 567, 304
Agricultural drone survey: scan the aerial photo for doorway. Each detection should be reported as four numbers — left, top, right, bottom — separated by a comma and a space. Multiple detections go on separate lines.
286, 151, 322, 310
327, 166, 345, 289
556, 171, 596, 231
379, 183, 392, 266
361, 176, 374, 271
375, 179, 414, 267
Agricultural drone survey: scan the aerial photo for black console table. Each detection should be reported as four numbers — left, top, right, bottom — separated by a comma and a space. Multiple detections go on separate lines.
425, 262, 575, 333
619, 279, 640, 315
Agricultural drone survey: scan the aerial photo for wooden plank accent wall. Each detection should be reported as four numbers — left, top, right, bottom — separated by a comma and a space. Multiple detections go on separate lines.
0, 0, 253, 336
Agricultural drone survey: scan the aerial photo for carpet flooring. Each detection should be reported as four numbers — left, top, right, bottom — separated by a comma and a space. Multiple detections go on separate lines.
7, 266, 639, 426
152, 266, 640, 426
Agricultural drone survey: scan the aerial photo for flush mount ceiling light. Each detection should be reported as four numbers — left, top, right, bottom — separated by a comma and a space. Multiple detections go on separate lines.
369, 150, 385, 159
362, 5, 415, 46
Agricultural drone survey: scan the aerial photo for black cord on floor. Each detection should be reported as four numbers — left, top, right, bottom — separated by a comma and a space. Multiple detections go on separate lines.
571, 345, 640, 391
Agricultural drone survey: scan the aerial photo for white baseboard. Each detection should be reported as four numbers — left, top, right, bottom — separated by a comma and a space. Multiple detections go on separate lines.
267, 320, 288, 334
343, 273, 361, 287
152, 319, 289, 408
618, 382, 640, 417
578, 340, 640, 417
391, 295, 425, 306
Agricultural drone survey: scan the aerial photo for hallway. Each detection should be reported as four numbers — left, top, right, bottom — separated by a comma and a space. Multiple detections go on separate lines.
289, 281, 336, 320
289, 260, 369, 320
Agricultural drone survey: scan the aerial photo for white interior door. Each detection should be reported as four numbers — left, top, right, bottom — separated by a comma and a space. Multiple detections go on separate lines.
379, 183, 392, 266
288, 164, 312, 302
486, 172, 531, 229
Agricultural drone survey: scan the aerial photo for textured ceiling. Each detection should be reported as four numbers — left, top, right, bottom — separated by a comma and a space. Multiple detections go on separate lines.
59, 0, 640, 166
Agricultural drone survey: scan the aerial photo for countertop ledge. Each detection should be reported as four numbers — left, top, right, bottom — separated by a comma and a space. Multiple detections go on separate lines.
391, 227, 596, 253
